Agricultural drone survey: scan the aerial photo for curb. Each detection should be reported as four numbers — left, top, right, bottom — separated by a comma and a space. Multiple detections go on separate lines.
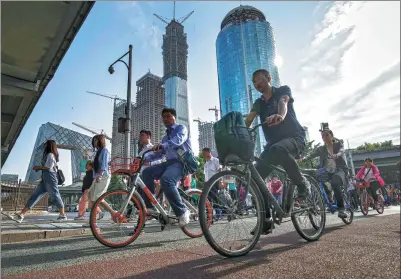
1, 228, 92, 244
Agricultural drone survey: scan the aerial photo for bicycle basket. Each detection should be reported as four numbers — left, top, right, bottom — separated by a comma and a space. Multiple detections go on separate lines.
356, 181, 370, 189
213, 111, 255, 164
110, 157, 141, 175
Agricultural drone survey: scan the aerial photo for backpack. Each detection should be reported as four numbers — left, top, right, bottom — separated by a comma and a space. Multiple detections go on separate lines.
56, 167, 65, 185
213, 111, 255, 164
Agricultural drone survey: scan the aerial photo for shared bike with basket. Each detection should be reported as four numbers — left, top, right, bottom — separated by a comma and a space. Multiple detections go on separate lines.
198, 112, 326, 258
356, 179, 384, 216
89, 150, 212, 248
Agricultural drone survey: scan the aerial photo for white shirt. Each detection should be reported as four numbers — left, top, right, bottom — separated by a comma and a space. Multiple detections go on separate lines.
139, 143, 162, 171
364, 168, 375, 181
44, 153, 57, 172
204, 156, 221, 182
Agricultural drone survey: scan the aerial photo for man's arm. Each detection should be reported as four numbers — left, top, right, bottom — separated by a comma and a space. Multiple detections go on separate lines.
277, 86, 294, 119
245, 111, 257, 128
246, 100, 260, 128
161, 125, 188, 150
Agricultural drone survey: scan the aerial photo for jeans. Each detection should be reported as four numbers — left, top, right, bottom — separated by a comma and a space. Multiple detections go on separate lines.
328, 169, 346, 209
141, 160, 186, 217
272, 193, 282, 206
26, 171, 64, 209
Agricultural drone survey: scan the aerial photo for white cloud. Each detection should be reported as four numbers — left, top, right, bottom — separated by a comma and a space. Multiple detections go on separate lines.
294, 1, 400, 148
118, 2, 163, 51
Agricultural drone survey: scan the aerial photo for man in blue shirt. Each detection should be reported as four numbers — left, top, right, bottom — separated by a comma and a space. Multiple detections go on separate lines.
245, 69, 309, 235
142, 108, 191, 227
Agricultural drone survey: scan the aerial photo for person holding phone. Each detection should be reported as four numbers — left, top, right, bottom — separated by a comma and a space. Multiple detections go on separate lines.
245, 69, 308, 235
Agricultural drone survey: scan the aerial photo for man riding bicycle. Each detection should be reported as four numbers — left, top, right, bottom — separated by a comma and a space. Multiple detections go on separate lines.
245, 69, 309, 235
141, 108, 191, 227
301, 128, 348, 219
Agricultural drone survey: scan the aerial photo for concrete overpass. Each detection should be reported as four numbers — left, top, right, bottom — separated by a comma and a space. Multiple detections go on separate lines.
1, 1, 94, 166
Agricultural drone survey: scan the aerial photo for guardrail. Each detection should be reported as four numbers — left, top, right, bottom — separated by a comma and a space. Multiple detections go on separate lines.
1, 180, 48, 211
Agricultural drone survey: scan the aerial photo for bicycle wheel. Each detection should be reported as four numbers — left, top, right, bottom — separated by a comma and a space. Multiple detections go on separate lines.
376, 192, 384, 214
341, 191, 353, 225
291, 175, 326, 241
199, 170, 265, 258
360, 192, 369, 216
90, 190, 146, 248
181, 191, 212, 238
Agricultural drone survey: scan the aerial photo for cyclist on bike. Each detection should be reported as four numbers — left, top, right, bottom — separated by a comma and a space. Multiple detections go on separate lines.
141, 108, 191, 227
302, 129, 348, 218
355, 158, 385, 206
246, 69, 309, 235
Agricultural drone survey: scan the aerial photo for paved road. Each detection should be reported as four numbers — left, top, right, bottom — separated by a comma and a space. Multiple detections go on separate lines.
2, 206, 400, 279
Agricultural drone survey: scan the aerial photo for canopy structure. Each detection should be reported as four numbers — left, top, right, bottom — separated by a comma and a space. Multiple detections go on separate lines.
1, 1, 95, 166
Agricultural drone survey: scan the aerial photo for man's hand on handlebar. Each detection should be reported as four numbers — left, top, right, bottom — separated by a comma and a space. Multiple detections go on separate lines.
264, 114, 284, 127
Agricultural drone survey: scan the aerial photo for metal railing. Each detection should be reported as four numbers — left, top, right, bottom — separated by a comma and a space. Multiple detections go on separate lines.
1, 180, 48, 212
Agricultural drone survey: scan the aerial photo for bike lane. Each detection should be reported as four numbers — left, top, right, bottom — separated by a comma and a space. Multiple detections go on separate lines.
3, 214, 400, 279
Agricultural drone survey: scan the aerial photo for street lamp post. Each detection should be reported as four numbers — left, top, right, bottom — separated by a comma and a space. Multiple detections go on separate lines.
108, 45, 133, 159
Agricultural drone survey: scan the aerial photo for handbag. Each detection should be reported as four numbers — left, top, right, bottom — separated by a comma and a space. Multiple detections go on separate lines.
56, 166, 65, 185
180, 150, 199, 176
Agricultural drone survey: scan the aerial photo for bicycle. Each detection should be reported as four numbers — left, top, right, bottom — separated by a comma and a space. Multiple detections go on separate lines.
89, 151, 212, 248
356, 180, 384, 216
198, 123, 326, 258
302, 169, 353, 225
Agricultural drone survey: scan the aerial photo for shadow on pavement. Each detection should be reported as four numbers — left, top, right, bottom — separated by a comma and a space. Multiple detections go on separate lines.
120, 225, 344, 279
1, 237, 191, 268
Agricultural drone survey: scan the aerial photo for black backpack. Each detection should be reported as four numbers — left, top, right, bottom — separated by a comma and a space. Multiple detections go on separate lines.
213, 111, 255, 164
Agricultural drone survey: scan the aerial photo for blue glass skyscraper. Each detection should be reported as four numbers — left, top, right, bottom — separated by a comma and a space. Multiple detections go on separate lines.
216, 5, 281, 155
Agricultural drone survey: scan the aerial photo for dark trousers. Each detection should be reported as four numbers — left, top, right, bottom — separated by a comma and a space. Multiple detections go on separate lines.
368, 181, 380, 202
328, 169, 346, 209
255, 137, 305, 219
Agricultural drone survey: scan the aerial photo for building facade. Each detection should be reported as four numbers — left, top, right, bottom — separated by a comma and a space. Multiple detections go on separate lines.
303, 126, 310, 144
111, 100, 136, 158
216, 5, 281, 155
133, 71, 165, 147
195, 120, 217, 156
25, 123, 93, 183
162, 20, 190, 130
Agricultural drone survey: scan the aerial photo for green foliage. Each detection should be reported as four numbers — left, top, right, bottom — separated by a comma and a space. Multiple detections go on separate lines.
297, 140, 320, 169
194, 153, 206, 184
356, 140, 393, 151
108, 175, 125, 191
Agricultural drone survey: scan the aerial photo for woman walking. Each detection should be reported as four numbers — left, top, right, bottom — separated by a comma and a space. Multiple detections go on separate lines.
9, 140, 67, 223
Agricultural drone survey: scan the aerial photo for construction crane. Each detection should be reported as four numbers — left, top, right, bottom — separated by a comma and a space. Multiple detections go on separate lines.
72, 122, 112, 141
208, 106, 220, 122
85, 91, 125, 102
193, 118, 203, 125
154, 1, 194, 25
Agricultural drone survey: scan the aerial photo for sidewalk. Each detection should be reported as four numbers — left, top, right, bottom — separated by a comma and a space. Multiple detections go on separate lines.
1, 212, 91, 244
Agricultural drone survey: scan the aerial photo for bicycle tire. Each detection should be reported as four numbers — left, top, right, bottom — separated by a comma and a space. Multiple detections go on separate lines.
360, 192, 369, 216
341, 191, 354, 225
291, 174, 326, 241
199, 170, 265, 258
376, 193, 384, 214
90, 190, 146, 248
181, 191, 212, 238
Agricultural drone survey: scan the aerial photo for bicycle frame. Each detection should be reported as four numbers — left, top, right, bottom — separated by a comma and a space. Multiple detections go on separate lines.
318, 182, 351, 212
118, 173, 199, 224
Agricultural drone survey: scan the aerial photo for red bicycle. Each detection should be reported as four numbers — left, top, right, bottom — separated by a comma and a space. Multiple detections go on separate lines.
89, 151, 212, 248
356, 180, 384, 216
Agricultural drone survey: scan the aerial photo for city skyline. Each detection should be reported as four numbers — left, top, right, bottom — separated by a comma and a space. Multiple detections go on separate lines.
2, 1, 400, 185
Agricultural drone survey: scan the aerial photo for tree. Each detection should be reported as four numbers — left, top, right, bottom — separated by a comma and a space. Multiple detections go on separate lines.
297, 140, 320, 169
356, 140, 393, 151
108, 175, 125, 191
194, 154, 206, 190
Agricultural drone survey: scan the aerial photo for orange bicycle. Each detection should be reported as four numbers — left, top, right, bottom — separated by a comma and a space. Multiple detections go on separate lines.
89, 150, 212, 248
356, 180, 384, 216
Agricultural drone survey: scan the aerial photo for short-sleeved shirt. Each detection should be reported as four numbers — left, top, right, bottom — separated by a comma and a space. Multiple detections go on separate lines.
204, 156, 221, 182
43, 153, 57, 172
251, 86, 305, 145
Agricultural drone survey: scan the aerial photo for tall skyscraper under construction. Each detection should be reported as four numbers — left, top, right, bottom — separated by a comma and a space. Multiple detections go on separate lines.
111, 100, 136, 159
154, 6, 194, 131
193, 119, 217, 156
133, 71, 165, 145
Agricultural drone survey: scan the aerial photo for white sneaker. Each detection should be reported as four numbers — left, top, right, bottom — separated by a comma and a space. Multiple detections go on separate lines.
179, 210, 190, 227
74, 216, 85, 220
57, 215, 68, 221
97, 212, 105, 220
9, 213, 24, 223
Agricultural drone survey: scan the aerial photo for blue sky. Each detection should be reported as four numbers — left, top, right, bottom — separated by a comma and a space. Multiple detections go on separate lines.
2, 1, 400, 185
